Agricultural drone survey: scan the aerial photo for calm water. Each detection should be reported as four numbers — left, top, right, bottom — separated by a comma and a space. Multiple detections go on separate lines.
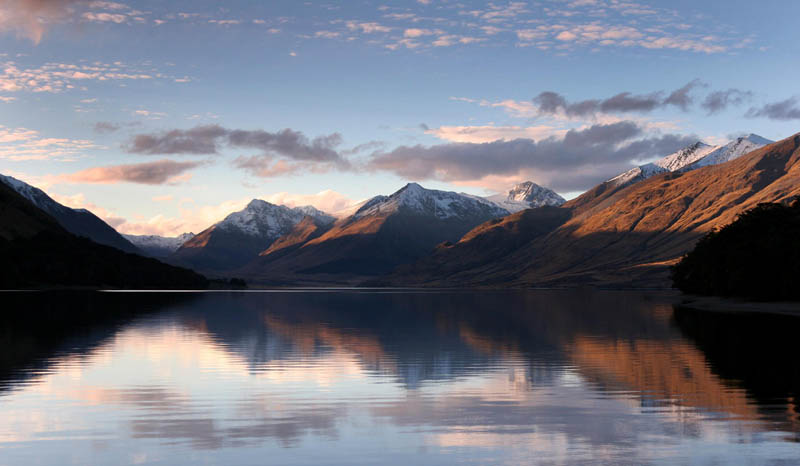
1, 290, 799, 465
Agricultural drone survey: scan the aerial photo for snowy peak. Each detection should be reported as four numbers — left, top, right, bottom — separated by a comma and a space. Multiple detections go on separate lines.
217, 199, 334, 238
485, 181, 565, 213
506, 181, 565, 206
0, 174, 69, 215
653, 141, 716, 172
0, 173, 139, 253
124, 232, 196, 258
607, 134, 773, 188
354, 183, 509, 220
608, 163, 668, 188
684, 133, 773, 170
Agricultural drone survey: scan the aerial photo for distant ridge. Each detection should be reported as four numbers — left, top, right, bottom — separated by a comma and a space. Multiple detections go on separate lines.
486, 181, 565, 213
124, 232, 195, 258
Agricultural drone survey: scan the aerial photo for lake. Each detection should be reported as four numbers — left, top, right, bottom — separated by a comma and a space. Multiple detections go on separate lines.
0, 290, 798, 465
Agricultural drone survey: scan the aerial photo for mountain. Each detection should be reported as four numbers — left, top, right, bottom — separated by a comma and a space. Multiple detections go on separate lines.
607, 135, 772, 189
390, 132, 800, 288
238, 183, 510, 284
487, 181, 565, 213
0, 174, 139, 254
0, 180, 207, 289
682, 134, 773, 171
123, 232, 195, 258
170, 200, 335, 272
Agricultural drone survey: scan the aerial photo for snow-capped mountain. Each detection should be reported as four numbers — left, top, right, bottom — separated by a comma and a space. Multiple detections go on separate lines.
123, 232, 195, 258
214, 199, 334, 238
0, 173, 139, 254
241, 183, 512, 282
353, 182, 509, 220
653, 142, 717, 172
607, 163, 669, 187
682, 134, 773, 171
608, 134, 772, 188
171, 199, 335, 271
486, 181, 565, 213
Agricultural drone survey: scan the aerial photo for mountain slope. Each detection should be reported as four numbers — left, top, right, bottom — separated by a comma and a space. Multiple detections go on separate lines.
487, 181, 565, 213
392, 132, 800, 288
606, 135, 772, 190
683, 134, 773, 170
124, 232, 195, 258
171, 200, 334, 272
0, 174, 139, 254
239, 183, 509, 284
0, 181, 207, 289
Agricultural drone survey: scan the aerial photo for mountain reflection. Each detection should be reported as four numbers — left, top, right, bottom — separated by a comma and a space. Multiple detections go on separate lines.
1, 290, 799, 464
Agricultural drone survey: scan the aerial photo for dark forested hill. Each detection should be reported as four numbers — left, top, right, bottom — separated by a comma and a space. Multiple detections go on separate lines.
0, 181, 208, 289
671, 200, 800, 300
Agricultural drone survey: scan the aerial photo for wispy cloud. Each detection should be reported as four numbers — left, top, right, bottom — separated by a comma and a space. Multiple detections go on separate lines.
701, 89, 753, 114
746, 97, 800, 121
0, 125, 97, 161
0, 0, 84, 43
425, 125, 567, 144
0, 60, 177, 99
67, 159, 205, 185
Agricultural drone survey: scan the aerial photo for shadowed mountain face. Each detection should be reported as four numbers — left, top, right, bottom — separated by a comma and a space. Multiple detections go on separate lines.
0, 182, 208, 289
392, 132, 800, 288
238, 183, 510, 285
0, 174, 140, 254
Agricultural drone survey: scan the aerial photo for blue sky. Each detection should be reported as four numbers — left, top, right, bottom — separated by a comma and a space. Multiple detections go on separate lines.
1, 0, 798, 235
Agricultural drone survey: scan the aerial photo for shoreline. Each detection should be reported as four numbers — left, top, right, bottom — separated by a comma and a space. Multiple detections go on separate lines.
676, 295, 800, 317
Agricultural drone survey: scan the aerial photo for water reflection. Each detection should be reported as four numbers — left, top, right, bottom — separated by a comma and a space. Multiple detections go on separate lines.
0, 290, 798, 465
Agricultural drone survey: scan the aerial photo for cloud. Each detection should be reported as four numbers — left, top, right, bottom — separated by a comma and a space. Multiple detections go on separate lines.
341, 140, 385, 156
0, 124, 97, 161
67, 159, 204, 185
93, 121, 120, 133
0, 60, 173, 96
345, 21, 391, 33
49, 191, 126, 228
367, 121, 698, 192
127, 125, 349, 177
263, 190, 361, 216
82, 11, 126, 23
0, 0, 85, 43
663, 79, 705, 111
745, 97, 800, 121
128, 125, 228, 154
0, 0, 148, 43
701, 89, 753, 114
425, 125, 567, 143
532, 80, 708, 118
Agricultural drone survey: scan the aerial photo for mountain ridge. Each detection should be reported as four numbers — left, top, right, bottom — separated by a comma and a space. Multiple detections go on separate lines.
388, 132, 800, 288
237, 183, 510, 284
170, 198, 335, 273
0, 174, 140, 254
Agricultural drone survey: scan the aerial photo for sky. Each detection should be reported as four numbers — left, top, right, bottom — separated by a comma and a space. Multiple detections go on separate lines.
1, 0, 799, 236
